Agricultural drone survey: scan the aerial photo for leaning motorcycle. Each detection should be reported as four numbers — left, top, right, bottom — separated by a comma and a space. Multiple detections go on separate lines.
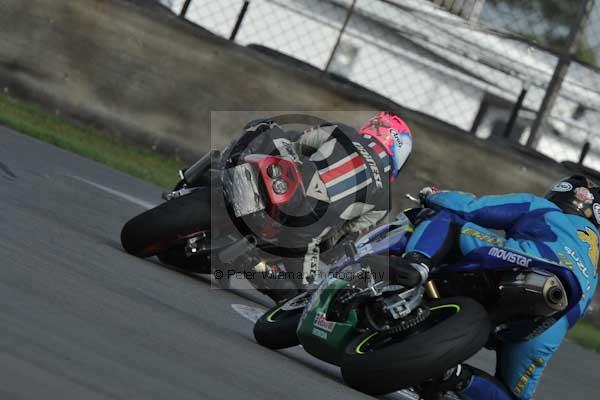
120, 119, 314, 284
253, 208, 571, 397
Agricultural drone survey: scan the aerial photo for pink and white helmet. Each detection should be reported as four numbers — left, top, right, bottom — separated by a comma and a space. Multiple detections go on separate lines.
359, 112, 413, 179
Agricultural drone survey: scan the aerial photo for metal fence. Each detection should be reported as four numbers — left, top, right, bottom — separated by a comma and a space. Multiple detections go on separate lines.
161, 0, 600, 172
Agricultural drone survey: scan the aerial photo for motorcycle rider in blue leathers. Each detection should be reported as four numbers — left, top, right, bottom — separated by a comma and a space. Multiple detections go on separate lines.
393, 175, 599, 399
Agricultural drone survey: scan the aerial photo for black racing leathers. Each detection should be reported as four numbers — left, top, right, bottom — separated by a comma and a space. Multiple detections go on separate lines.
226, 119, 392, 287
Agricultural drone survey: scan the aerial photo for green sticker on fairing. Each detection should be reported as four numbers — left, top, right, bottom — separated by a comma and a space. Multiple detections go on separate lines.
297, 278, 360, 365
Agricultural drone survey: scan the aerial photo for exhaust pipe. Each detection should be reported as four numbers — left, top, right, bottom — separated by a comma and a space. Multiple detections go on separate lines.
218, 235, 257, 264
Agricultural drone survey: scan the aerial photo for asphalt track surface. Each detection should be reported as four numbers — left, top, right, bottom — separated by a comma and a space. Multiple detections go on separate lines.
1, 125, 598, 399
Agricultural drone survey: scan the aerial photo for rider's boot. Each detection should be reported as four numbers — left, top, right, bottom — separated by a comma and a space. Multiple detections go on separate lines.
437, 364, 473, 392
420, 364, 472, 400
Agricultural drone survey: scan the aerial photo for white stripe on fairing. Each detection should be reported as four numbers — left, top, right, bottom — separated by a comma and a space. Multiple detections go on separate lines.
68, 175, 158, 209
325, 164, 367, 187
378, 151, 387, 159
384, 165, 391, 173
368, 142, 376, 148
362, 134, 371, 139
318, 152, 359, 174
330, 177, 373, 202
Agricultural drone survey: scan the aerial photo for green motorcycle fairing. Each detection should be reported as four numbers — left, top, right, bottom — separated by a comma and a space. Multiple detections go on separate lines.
296, 277, 360, 365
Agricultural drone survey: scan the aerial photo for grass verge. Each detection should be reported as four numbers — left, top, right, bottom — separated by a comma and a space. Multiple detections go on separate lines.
0, 93, 184, 189
569, 320, 600, 353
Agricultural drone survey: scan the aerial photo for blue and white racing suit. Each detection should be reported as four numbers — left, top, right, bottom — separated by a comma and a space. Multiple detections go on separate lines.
407, 191, 599, 400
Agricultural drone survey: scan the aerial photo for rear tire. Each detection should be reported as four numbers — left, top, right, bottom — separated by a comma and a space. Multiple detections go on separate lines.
121, 189, 211, 257
341, 297, 490, 395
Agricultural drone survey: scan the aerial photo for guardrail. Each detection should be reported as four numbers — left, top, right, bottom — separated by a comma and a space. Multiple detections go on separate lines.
168, 0, 600, 172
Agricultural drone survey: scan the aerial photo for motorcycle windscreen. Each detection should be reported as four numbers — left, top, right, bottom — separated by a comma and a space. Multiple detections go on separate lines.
223, 163, 266, 218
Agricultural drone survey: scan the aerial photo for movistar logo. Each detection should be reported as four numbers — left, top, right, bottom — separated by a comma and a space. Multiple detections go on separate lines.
488, 248, 531, 267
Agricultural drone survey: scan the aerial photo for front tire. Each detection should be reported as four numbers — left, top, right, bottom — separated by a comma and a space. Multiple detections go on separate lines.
341, 297, 490, 395
253, 294, 309, 350
121, 189, 211, 257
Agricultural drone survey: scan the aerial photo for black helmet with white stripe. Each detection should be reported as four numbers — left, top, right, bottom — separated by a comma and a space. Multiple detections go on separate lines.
545, 175, 600, 228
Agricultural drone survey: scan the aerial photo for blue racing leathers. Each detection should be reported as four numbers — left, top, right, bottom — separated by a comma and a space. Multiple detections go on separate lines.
406, 191, 599, 400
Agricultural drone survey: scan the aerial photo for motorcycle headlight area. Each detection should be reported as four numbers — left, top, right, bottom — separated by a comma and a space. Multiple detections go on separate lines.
272, 179, 288, 194
267, 163, 282, 178
222, 163, 266, 218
